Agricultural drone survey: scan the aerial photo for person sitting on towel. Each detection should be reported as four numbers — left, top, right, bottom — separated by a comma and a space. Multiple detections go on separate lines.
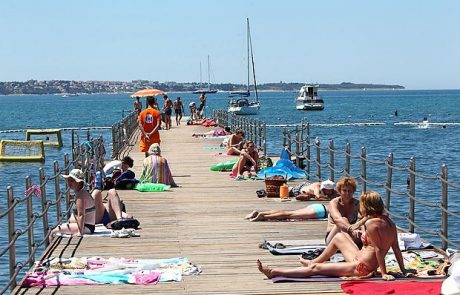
231, 140, 259, 180
138, 143, 177, 187
245, 203, 328, 221
257, 191, 417, 281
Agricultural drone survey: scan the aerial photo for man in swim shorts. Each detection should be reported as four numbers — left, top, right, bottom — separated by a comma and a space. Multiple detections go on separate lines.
290, 179, 338, 200
173, 97, 185, 126
162, 95, 173, 130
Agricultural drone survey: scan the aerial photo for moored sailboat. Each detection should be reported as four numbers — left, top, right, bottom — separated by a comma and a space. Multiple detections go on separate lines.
227, 18, 260, 115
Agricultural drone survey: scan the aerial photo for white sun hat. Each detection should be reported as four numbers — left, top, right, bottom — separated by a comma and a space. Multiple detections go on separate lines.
320, 179, 335, 191
62, 169, 85, 183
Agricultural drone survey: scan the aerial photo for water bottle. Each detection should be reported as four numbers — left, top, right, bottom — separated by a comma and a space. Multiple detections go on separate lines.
95, 171, 103, 190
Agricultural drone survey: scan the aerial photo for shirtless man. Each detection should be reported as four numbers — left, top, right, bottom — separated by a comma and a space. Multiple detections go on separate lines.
173, 97, 185, 126
291, 179, 338, 201
133, 97, 142, 114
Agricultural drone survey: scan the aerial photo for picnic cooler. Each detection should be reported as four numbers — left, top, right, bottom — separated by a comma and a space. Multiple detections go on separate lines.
264, 176, 287, 198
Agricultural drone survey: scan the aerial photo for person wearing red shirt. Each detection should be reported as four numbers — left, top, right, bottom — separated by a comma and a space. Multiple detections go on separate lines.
138, 96, 161, 157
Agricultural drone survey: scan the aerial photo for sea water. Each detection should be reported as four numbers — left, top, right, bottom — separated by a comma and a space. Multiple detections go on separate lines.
0, 90, 459, 288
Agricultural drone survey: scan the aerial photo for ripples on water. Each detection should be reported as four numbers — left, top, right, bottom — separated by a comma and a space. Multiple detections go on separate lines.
0, 90, 459, 288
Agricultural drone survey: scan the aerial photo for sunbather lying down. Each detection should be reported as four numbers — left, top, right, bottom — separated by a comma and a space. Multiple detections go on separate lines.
291, 179, 339, 201
245, 203, 328, 221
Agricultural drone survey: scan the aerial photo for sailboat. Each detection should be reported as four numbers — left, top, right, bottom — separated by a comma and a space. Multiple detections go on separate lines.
193, 55, 218, 94
227, 18, 260, 115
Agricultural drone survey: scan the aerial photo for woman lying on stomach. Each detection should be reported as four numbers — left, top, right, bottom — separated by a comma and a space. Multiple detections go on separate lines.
257, 191, 416, 281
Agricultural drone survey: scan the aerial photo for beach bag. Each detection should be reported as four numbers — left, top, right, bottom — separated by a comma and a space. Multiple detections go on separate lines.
110, 218, 140, 230
264, 175, 287, 198
257, 156, 273, 169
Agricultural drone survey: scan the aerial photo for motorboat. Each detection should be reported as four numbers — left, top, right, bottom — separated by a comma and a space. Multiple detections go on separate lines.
296, 84, 324, 111
228, 18, 260, 116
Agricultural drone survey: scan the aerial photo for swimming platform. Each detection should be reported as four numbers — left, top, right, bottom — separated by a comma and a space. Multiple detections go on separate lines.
13, 119, 420, 294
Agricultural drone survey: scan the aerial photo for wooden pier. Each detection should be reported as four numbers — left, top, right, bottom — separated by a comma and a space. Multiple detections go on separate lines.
14, 122, 344, 294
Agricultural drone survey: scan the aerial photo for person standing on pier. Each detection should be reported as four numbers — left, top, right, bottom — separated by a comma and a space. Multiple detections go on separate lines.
138, 96, 161, 157
197, 93, 206, 119
173, 97, 185, 126
134, 96, 142, 114
162, 95, 173, 130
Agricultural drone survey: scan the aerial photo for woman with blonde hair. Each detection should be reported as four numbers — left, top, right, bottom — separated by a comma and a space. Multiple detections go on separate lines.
139, 143, 177, 186
257, 191, 416, 280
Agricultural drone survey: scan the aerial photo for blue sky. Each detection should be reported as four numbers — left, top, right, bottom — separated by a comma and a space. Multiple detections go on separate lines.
0, 0, 459, 89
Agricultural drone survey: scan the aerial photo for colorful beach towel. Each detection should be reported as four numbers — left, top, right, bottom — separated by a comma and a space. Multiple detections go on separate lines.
22, 257, 201, 287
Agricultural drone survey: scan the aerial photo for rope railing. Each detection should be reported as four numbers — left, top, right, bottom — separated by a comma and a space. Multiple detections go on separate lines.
282, 121, 460, 251
0, 131, 107, 293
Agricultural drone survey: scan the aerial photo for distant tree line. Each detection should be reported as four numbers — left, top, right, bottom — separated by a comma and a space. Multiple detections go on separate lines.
0, 80, 404, 95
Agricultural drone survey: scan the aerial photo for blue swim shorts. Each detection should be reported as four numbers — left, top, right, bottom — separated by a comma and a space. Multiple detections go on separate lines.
307, 203, 328, 219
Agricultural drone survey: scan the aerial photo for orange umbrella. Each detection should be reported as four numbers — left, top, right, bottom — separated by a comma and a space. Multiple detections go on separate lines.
130, 88, 167, 98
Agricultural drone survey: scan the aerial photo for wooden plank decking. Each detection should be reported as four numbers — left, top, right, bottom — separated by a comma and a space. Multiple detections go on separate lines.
14, 122, 344, 295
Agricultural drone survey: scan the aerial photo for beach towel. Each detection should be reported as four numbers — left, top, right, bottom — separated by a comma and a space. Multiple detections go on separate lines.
203, 146, 225, 150
262, 239, 326, 255
22, 257, 201, 287
341, 281, 442, 295
55, 224, 113, 238
138, 155, 175, 185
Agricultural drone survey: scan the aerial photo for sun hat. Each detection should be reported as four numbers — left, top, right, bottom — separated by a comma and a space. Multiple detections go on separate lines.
148, 143, 161, 156
62, 169, 85, 183
320, 179, 335, 191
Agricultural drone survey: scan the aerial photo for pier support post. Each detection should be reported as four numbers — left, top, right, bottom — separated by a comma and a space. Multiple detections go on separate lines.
39, 168, 49, 247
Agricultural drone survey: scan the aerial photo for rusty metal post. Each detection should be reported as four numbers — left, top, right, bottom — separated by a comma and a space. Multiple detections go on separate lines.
345, 143, 351, 176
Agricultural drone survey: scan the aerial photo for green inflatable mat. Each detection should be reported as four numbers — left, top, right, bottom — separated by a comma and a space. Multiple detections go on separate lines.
134, 183, 171, 192
210, 158, 238, 171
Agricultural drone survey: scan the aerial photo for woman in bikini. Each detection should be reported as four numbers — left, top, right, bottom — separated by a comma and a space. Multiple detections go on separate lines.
50, 169, 96, 241
325, 176, 360, 245
226, 129, 245, 155
257, 191, 416, 280
231, 140, 259, 179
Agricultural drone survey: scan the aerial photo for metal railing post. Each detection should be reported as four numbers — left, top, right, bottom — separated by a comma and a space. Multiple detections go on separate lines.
295, 126, 301, 167
263, 123, 267, 156
329, 140, 334, 181
306, 135, 311, 180
361, 147, 367, 193
345, 143, 351, 176
7, 186, 17, 291
441, 164, 448, 250
315, 137, 321, 180
385, 153, 393, 211
54, 161, 62, 222
409, 158, 416, 233
39, 168, 49, 246
25, 177, 35, 268
64, 154, 71, 219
